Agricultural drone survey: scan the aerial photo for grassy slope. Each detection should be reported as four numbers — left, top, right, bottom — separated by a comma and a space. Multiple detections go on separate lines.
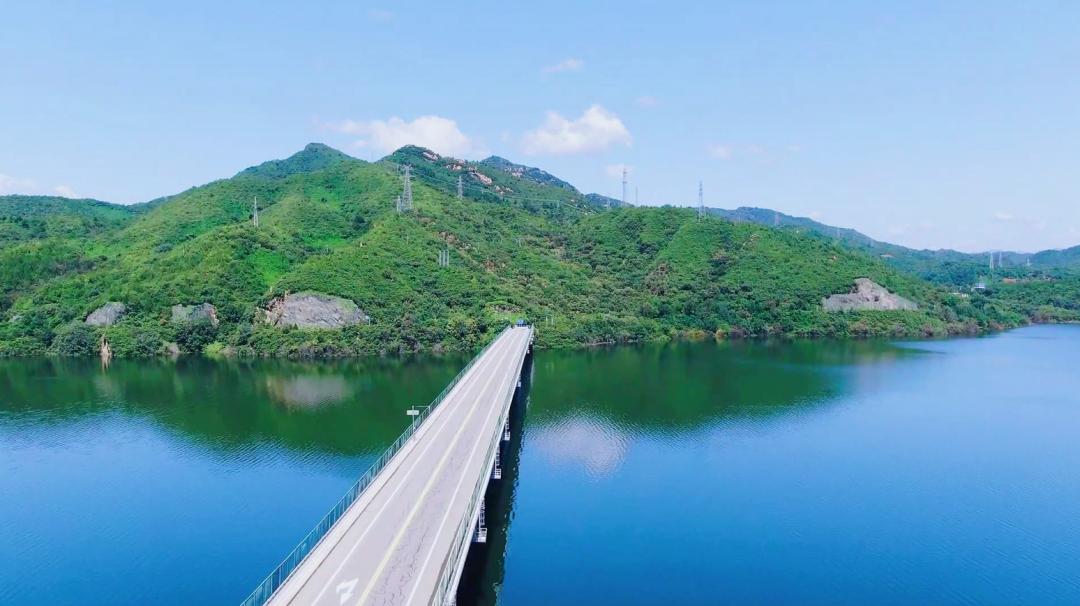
0, 145, 1050, 358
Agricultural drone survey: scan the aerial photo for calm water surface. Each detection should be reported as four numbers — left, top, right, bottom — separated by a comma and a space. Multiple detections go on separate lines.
2, 325, 1079, 605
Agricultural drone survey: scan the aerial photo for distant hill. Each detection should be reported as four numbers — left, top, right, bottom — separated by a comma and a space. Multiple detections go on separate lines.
584, 193, 629, 209
0, 195, 133, 245
707, 205, 1080, 282
2, 142, 1042, 358
236, 143, 358, 180
1030, 244, 1080, 269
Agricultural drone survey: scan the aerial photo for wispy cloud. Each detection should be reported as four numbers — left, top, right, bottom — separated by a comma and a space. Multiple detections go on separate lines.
53, 185, 77, 198
993, 211, 1014, 221
329, 115, 486, 158
0, 173, 37, 195
0, 173, 80, 198
367, 9, 393, 22
542, 58, 584, 74
635, 95, 658, 108
707, 144, 733, 160
521, 105, 631, 155
604, 164, 632, 178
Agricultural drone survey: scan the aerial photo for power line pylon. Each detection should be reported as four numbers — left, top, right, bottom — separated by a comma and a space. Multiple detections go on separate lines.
401, 165, 413, 212
697, 181, 705, 219
621, 167, 628, 207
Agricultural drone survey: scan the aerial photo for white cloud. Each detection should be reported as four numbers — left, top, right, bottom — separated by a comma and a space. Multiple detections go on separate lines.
635, 95, 658, 108
542, 58, 584, 74
53, 185, 77, 198
604, 164, 632, 178
0, 173, 37, 195
521, 105, 632, 155
993, 211, 1014, 221
707, 144, 733, 160
367, 9, 393, 22
332, 115, 485, 158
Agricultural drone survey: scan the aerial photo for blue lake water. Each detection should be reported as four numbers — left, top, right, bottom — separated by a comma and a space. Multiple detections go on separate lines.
2, 325, 1078, 604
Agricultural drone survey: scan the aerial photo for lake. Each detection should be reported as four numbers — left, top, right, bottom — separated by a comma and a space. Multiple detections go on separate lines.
2, 325, 1079, 605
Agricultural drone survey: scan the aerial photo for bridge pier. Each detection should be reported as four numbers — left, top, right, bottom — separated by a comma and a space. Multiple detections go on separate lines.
473, 501, 487, 544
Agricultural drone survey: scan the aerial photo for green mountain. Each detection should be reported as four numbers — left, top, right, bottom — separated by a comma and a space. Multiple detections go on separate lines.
1030, 244, 1080, 269
236, 142, 355, 180
0, 195, 134, 245
0, 144, 1068, 358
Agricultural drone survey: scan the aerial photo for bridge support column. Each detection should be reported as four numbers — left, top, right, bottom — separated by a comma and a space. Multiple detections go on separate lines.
502, 418, 511, 442
492, 444, 502, 480
473, 501, 487, 544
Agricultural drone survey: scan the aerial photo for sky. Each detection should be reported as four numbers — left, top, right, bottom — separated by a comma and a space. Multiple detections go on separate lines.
2, 1, 1079, 252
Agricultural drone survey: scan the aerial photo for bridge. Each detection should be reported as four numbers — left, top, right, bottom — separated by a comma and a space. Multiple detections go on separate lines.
241, 325, 534, 606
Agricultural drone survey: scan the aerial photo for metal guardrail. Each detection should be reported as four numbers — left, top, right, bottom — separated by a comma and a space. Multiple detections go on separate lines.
239, 326, 512, 606
432, 326, 532, 605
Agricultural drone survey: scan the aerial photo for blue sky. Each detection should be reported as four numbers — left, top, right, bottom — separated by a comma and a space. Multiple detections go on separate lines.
2, 1, 1078, 252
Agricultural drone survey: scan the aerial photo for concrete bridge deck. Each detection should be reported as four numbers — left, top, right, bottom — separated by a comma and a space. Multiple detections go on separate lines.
256, 326, 532, 606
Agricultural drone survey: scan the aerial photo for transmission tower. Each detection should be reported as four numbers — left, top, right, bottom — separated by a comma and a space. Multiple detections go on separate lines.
635, 185, 639, 205
774, 211, 780, 227
457, 175, 463, 200
697, 181, 705, 219
400, 165, 413, 212
396, 195, 403, 213
621, 167, 628, 207
252, 196, 259, 228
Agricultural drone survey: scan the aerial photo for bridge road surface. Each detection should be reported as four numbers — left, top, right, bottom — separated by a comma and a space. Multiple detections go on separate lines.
267, 326, 532, 606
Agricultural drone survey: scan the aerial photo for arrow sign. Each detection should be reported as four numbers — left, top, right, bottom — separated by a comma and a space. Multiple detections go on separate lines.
336, 578, 358, 604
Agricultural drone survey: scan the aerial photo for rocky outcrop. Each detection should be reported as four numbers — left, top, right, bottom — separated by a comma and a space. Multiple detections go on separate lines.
259, 292, 369, 329
85, 302, 126, 326
823, 278, 918, 312
171, 303, 218, 326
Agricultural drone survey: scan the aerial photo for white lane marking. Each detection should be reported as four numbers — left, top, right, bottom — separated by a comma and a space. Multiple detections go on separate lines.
403, 332, 527, 604
304, 335, 513, 604
336, 579, 358, 604
353, 331, 524, 606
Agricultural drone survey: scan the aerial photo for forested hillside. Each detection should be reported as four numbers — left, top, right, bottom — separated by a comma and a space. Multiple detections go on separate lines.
710, 206, 1080, 281
0, 144, 1066, 358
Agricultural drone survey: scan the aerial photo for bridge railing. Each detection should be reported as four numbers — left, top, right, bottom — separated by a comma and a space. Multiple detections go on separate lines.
433, 326, 531, 606
239, 326, 512, 606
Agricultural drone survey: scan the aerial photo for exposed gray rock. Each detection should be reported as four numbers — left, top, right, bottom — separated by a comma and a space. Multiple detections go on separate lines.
260, 292, 370, 329
823, 278, 918, 312
85, 302, 126, 326
171, 303, 219, 326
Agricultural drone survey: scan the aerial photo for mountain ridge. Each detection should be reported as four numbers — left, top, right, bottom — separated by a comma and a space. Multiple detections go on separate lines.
0, 142, 1075, 360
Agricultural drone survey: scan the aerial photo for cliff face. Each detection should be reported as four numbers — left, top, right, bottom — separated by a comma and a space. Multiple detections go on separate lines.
85, 302, 126, 326
259, 292, 369, 329
823, 278, 918, 312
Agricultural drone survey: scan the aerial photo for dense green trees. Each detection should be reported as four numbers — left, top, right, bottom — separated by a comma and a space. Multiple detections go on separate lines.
0, 144, 1073, 359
